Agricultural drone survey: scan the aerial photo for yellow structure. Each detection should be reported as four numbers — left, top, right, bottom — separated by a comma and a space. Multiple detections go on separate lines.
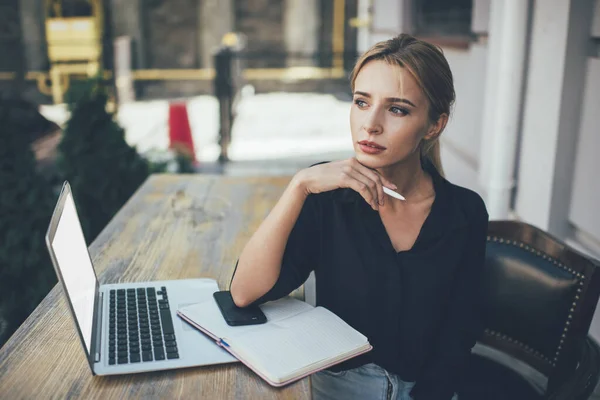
44, 0, 104, 103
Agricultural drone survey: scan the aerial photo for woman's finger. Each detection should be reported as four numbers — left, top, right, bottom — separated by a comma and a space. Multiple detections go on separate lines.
353, 166, 385, 206
353, 159, 398, 190
343, 169, 379, 210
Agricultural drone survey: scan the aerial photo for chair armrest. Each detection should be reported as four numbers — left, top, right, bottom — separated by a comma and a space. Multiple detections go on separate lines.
546, 338, 600, 400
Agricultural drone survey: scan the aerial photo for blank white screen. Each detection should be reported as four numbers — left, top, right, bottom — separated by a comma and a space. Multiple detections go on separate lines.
51, 192, 97, 354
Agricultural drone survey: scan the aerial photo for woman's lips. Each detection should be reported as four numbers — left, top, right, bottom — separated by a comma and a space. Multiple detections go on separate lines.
358, 140, 386, 154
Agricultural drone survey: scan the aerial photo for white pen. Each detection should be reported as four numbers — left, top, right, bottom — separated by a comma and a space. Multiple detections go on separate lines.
383, 186, 406, 201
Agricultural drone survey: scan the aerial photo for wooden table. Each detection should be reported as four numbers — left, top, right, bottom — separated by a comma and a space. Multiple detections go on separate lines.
0, 174, 310, 399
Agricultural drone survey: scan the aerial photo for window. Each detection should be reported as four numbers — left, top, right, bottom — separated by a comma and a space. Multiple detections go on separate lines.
413, 0, 473, 37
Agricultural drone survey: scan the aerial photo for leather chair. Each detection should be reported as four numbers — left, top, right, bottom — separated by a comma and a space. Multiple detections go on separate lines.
458, 220, 600, 400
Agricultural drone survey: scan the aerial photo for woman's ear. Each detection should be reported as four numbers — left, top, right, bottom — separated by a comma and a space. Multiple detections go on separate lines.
424, 113, 449, 141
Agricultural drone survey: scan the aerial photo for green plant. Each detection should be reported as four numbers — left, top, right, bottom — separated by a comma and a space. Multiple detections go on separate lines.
0, 99, 58, 347
58, 79, 151, 244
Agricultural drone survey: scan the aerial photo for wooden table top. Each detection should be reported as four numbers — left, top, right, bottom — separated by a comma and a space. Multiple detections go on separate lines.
0, 174, 310, 399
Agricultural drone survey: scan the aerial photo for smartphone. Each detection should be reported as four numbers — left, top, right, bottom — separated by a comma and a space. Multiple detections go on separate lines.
213, 290, 267, 326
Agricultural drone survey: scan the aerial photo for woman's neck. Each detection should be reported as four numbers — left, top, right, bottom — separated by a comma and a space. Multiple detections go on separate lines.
376, 155, 433, 204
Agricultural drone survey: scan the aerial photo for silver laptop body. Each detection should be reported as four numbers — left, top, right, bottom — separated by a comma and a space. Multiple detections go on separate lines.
45, 181, 236, 375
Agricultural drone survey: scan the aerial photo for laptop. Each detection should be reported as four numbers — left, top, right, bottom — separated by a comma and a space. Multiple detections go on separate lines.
45, 181, 237, 375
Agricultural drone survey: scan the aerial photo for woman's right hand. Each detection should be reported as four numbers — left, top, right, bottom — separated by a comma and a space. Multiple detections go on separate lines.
294, 158, 397, 210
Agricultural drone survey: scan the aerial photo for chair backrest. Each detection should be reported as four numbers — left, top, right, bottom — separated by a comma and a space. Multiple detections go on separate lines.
481, 220, 600, 384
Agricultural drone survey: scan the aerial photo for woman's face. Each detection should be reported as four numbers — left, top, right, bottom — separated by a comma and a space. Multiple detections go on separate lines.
350, 60, 438, 170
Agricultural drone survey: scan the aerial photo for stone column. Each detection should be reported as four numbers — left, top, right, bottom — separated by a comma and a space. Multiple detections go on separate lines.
370, 0, 413, 44
479, 0, 529, 220
199, 0, 234, 69
284, 0, 319, 67
515, 0, 595, 237
110, 0, 146, 68
19, 0, 47, 71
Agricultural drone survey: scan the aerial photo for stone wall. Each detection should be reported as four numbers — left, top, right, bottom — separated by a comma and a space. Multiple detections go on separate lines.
0, 0, 23, 74
143, 0, 200, 69
234, 0, 286, 68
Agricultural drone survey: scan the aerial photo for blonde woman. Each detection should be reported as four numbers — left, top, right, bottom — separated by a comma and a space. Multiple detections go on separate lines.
230, 34, 488, 400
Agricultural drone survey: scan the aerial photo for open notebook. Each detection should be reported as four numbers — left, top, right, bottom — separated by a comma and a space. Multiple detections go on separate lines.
177, 296, 372, 387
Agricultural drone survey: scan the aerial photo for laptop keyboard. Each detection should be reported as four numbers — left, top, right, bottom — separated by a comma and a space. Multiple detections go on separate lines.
107, 286, 179, 365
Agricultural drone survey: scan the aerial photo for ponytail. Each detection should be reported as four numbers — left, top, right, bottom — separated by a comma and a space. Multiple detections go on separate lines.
421, 139, 444, 178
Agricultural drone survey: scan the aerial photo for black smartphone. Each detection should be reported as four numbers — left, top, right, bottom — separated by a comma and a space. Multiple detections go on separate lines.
213, 290, 267, 326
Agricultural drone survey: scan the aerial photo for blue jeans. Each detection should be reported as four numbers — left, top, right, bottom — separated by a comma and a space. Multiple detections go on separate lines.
311, 363, 458, 400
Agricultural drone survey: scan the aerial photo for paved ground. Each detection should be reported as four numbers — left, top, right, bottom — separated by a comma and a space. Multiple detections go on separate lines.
41, 92, 354, 166
39, 91, 478, 187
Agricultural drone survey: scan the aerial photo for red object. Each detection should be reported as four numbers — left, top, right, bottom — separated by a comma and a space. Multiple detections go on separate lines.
168, 102, 197, 163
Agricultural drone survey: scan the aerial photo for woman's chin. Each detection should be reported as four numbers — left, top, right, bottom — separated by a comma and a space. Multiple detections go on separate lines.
354, 153, 387, 169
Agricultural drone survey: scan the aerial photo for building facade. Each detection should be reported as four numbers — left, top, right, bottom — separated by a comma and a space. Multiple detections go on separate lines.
2, 0, 359, 100
359, 0, 600, 261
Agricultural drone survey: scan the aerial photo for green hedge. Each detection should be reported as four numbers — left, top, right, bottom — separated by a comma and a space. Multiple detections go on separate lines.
0, 100, 58, 346
58, 80, 151, 244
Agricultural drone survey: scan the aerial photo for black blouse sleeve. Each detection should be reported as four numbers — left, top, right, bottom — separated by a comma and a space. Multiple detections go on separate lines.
231, 193, 322, 306
410, 195, 489, 400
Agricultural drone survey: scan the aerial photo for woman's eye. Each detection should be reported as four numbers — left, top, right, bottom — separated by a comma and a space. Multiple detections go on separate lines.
354, 99, 367, 108
390, 106, 408, 115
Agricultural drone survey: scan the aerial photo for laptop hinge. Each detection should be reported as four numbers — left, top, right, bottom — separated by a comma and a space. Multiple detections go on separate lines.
93, 290, 103, 362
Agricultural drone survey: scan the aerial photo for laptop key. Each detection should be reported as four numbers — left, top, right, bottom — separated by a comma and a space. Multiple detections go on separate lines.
142, 351, 153, 362
166, 346, 178, 354
167, 352, 179, 360
109, 357, 116, 365
164, 334, 175, 341
159, 309, 175, 335
142, 344, 152, 351
129, 353, 141, 363
118, 357, 128, 364
154, 349, 165, 360
165, 340, 176, 348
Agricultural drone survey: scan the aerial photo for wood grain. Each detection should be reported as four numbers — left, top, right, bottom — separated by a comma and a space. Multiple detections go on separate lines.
0, 174, 310, 399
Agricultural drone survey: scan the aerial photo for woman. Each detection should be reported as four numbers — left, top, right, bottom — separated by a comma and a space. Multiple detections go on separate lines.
230, 34, 489, 400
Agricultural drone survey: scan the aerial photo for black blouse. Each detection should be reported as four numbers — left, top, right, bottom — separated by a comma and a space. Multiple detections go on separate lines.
245, 162, 489, 400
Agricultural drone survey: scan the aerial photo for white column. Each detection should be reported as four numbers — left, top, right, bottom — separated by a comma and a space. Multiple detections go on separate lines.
370, 0, 412, 43
110, 0, 146, 68
477, 0, 503, 195
515, 0, 595, 236
481, 0, 529, 220
284, 0, 319, 67
356, 0, 372, 53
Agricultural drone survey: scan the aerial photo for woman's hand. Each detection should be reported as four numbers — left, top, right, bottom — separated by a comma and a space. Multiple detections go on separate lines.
294, 158, 397, 210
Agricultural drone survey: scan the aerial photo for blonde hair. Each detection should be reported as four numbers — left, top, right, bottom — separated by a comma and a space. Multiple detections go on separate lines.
350, 34, 455, 177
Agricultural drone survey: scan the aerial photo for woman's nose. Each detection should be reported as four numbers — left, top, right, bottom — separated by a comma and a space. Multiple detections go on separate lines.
363, 109, 383, 135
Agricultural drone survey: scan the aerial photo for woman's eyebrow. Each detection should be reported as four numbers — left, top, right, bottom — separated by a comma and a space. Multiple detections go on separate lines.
353, 91, 417, 108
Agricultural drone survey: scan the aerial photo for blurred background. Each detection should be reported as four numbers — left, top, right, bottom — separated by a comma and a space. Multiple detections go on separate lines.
0, 0, 599, 367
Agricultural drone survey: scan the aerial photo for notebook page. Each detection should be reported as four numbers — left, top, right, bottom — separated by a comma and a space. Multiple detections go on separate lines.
178, 296, 313, 341
260, 297, 313, 322
230, 307, 369, 382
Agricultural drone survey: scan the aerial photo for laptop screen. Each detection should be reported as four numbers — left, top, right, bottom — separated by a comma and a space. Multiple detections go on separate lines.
50, 191, 98, 354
